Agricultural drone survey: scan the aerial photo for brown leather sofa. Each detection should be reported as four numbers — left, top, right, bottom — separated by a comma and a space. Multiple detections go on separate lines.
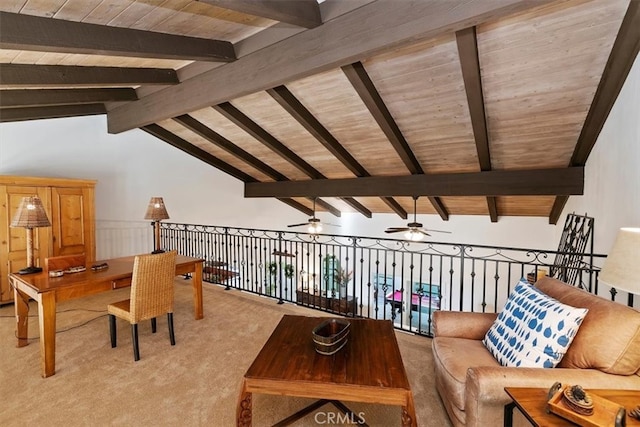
432, 277, 640, 427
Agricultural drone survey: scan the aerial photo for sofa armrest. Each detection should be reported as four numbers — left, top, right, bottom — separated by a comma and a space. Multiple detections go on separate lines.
466, 366, 640, 406
433, 311, 497, 339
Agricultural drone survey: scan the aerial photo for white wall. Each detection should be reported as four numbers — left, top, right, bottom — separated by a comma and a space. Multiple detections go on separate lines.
1, 56, 638, 258
0, 117, 297, 228
557, 54, 640, 255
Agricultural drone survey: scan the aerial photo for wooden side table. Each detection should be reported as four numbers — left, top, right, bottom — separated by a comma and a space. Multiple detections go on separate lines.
504, 387, 640, 427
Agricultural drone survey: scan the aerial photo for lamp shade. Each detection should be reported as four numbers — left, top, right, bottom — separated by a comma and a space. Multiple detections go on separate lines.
599, 227, 640, 295
144, 197, 170, 221
10, 196, 51, 228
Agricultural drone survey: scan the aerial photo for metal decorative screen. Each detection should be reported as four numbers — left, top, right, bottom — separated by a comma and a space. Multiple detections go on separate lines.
550, 213, 595, 289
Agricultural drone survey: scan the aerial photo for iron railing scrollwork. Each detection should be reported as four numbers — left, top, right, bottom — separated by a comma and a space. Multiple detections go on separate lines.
154, 222, 615, 338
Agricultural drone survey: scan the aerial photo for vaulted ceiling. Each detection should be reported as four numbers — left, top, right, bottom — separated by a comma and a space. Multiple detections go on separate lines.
1, 0, 638, 224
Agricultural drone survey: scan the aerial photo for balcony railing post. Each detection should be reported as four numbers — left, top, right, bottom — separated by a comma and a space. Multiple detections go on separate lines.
224, 227, 231, 291
277, 231, 285, 305
351, 237, 358, 318
459, 245, 465, 312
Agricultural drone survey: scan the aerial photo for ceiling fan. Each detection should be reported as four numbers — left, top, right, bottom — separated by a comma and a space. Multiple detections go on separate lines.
287, 198, 338, 234
385, 196, 451, 241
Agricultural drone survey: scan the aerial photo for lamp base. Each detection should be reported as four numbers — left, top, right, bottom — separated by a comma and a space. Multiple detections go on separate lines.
151, 249, 165, 254
18, 266, 43, 275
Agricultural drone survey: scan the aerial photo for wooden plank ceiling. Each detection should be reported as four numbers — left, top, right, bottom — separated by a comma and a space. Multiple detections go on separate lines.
1, 0, 638, 224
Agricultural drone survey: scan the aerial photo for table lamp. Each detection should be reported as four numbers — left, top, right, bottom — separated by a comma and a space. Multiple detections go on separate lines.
598, 227, 640, 306
144, 196, 170, 254
10, 196, 51, 274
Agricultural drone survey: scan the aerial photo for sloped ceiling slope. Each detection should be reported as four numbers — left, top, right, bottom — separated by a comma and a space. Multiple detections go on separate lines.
1, 0, 638, 224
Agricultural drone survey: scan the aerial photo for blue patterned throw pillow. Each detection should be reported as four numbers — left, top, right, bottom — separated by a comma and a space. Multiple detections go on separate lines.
482, 280, 588, 368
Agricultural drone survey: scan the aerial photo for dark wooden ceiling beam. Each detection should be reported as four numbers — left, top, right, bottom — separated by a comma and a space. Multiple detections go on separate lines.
456, 26, 498, 223
142, 124, 256, 182
314, 199, 341, 217
0, 104, 106, 122
213, 102, 324, 179
343, 198, 372, 218
199, 0, 322, 28
0, 64, 178, 87
267, 85, 403, 219
428, 197, 449, 221
175, 114, 344, 217
550, 1, 639, 225
211, 102, 368, 217
456, 27, 491, 171
0, 12, 235, 62
267, 85, 368, 177
382, 197, 408, 219
277, 198, 314, 217
108, 0, 554, 132
0, 88, 137, 108
341, 62, 422, 174
571, 2, 639, 166
173, 114, 288, 182
141, 124, 313, 217
179, 1, 374, 78
548, 197, 569, 227
341, 61, 446, 221
245, 167, 584, 198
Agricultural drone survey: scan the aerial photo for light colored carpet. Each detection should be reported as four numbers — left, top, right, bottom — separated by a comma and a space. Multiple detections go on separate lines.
0, 279, 451, 427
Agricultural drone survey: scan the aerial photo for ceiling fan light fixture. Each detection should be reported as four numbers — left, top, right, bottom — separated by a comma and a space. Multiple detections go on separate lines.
404, 229, 423, 241
308, 222, 322, 234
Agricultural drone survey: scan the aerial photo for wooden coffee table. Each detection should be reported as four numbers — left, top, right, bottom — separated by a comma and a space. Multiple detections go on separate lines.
236, 315, 417, 427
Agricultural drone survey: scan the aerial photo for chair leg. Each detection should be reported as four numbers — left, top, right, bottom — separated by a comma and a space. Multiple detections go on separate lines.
168, 313, 176, 346
109, 314, 117, 348
131, 324, 140, 361
151, 317, 157, 333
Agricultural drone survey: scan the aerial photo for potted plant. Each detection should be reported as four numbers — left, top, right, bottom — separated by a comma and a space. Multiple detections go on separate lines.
334, 266, 352, 297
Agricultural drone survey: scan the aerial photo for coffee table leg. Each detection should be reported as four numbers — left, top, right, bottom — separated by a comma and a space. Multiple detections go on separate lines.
402, 391, 418, 427
236, 379, 252, 427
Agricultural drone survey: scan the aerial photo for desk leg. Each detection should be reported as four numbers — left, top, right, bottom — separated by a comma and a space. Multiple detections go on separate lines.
193, 262, 204, 320
236, 379, 252, 427
14, 287, 30, 348
38, 292, 57, 378
402, 391, 418, 427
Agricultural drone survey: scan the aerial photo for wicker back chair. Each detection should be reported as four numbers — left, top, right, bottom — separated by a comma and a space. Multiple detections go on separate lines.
108, 250, 177, 361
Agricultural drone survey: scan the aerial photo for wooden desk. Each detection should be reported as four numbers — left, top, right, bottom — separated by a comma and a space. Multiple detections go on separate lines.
237, 315, 417, 426
10, 254, 204, 378
504, 387, 640, 427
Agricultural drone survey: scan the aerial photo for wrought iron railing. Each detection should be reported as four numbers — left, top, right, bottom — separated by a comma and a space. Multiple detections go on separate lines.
157, 222, 610, 337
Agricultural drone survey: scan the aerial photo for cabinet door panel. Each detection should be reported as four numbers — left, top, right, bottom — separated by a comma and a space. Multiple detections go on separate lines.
51, 187, 88, 256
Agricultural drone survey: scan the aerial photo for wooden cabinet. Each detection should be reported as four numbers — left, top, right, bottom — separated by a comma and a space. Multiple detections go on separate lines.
0, 176, 96, 304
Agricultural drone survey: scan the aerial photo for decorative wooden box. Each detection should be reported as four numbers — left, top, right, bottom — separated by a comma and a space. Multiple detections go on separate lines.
296, 289, 357, 316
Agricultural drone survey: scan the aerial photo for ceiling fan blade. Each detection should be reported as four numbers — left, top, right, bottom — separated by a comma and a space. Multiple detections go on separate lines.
287, 223, 310, 228
416, 228, 432, 236
426, 229, 452, 234
385, 227, 409, 233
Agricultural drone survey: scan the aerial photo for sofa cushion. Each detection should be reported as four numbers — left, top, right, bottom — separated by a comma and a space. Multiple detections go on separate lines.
432, 337, 499, 411
483, 280, 588, 368
536, 277, 640, 375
